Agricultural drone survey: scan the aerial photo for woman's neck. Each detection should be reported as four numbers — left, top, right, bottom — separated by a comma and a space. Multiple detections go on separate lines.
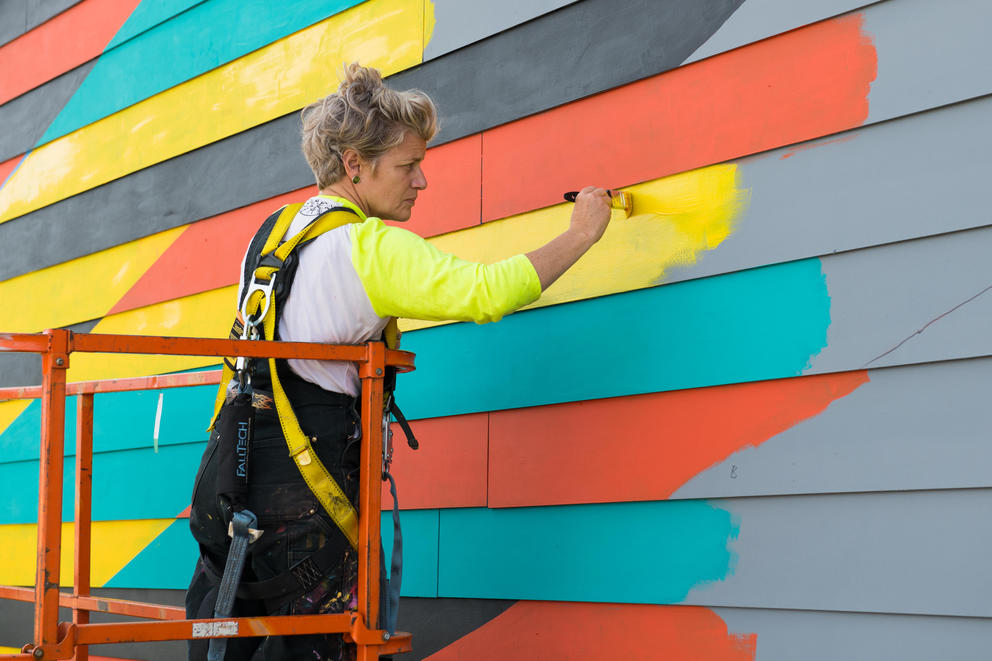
320, 182, 369, 217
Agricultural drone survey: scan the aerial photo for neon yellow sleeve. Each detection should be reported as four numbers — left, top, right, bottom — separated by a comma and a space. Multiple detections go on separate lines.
350, 218, 541, 323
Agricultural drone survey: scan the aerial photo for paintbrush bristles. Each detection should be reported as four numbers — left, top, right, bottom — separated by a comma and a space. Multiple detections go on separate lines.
610, 191, 633, 217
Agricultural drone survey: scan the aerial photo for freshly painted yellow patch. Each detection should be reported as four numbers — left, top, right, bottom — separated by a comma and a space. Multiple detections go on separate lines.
401, 163, 749, 331
0, 226, 184, 333
66, 286, 237, 383
0, 519, 174, 587
0, 0, 423, 224
423, 0, 436, 49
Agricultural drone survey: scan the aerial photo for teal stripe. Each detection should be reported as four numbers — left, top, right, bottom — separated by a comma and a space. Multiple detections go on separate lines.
438, 501, 740, 603
105, 0, 205, 51
38, 0, 366, 147
104, 510, 439, 592
112, 502, 742, 596
382, 509, 439, 598
0, 441, 204, 524
0, 384, 215, 464
397, 258, 832, 419
0, 259, 832, 458
104, 517, 198, 589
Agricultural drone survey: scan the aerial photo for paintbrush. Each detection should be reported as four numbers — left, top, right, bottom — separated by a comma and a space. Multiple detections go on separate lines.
563, 190, 634, 217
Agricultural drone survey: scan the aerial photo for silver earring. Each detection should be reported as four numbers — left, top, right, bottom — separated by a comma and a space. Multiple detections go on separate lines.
352, 175, 360, 184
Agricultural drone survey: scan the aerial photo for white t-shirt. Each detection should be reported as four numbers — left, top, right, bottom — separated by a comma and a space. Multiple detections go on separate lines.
238, 195, 541, 396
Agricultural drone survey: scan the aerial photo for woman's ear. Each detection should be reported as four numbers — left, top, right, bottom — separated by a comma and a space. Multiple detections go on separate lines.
341, 148, 363, 179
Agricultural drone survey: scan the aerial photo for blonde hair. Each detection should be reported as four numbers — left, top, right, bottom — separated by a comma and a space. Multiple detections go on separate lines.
301, 63, 439, 189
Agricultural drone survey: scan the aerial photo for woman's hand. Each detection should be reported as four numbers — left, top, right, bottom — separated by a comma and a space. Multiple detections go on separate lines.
525, 185, 615, 291
569, 186, 613, 244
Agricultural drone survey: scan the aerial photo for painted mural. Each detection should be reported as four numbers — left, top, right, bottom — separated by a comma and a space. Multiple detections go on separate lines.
1, 0, 991, 658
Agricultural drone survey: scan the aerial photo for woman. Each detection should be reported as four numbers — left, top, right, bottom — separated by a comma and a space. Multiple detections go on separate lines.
186, 62, 613, 660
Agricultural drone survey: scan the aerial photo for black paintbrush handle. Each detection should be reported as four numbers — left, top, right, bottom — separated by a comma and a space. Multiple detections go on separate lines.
564, 190, 617, 202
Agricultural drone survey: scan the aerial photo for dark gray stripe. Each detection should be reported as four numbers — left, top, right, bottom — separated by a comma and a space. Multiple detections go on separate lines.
0, 112, 315, 283
0, 318, 99, 388
0, 62, 95, 161
0, 0, 82, 47
0, 0, 740, 281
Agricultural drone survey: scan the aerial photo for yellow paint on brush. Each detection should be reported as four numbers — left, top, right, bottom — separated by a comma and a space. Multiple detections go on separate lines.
66, 286, 237, 383
0, 519, 174, 587
401, 163, 749, 331
0, 0, 423, 224
0, 226, 184, 333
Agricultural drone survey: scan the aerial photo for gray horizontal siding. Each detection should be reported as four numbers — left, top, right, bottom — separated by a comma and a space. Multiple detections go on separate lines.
0, 0, 81, 47
811, 225, 992, 373
685, 0, 882, 63
675, 358, 992, 500
686, 488, 992, 618
717, 606, 992, 661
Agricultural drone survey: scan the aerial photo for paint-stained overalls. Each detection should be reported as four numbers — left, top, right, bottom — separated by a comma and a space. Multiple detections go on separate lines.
186, 361, 362, 661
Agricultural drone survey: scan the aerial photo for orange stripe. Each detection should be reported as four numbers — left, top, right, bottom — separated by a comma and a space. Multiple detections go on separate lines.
480, 12, 876, 221
0, 0, 140, 105
381, 413, 488, 510
487, 371, 869, 508
426, 602, 756, 660
176, 372, 863, 514
0, 153, 21, 188
107, 188, 314, 314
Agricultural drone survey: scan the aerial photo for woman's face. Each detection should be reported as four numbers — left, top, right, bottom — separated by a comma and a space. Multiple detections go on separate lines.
360, 131, 427, 222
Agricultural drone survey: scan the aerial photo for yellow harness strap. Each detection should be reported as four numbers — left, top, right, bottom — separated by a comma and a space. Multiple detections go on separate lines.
261, 287, 360, 549
210, 204, 368, 549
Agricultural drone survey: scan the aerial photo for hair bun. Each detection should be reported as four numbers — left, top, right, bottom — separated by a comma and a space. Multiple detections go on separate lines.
339, 63, 384, 104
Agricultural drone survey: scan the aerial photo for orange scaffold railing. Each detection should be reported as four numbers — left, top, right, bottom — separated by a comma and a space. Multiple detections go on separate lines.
0, 329, 415, 660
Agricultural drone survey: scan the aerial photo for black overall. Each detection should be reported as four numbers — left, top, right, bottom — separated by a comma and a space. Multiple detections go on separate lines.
185, 361, 362, 661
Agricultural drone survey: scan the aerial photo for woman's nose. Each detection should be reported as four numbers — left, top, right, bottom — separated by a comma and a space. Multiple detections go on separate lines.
412, 165, 427, 190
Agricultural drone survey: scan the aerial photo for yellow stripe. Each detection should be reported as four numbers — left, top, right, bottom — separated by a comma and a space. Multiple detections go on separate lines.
0, 226, 184, 333
0, 519, 174, 587
66, 286, 237, 383
0, 400, 31, 437
401, 163, 750, 331
0, 0, 424, 224
0, 166, 745, 365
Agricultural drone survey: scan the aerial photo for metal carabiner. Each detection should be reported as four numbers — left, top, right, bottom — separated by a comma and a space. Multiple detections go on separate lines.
235, 274, 277, 374
382, 395, 394, 475
239, 273, 277, 337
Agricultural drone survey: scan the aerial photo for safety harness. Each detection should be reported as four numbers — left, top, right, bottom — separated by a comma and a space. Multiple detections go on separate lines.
204, 203, 417, 656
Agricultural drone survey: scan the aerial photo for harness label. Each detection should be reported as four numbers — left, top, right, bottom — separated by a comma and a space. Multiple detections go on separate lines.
192, 621, 239, 638
236, 420, 250, 478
